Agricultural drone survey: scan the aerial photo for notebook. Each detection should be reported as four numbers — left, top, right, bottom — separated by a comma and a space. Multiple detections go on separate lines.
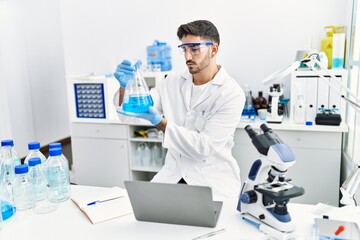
124, 181, 223, 228
71, 186, 133, 224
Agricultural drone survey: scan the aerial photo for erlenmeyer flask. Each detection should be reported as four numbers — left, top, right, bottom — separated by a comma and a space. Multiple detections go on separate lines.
122, 69, 154, 113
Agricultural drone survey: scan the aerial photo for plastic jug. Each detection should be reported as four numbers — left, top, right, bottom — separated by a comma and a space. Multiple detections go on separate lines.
332, 26, 346, 69
321, 26, 335, 69
147, 40, 172, 72
122, 68, 154, 113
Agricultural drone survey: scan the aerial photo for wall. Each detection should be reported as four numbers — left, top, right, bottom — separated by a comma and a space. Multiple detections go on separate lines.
0, 0, 69, 157
59, 0, 348, 98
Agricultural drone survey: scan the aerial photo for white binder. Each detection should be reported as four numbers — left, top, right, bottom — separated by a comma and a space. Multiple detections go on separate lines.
306, 77, 318, 122
316, 76, 330, 112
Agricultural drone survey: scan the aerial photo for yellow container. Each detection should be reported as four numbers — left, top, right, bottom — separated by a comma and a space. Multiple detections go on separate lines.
321, 26, 335, 69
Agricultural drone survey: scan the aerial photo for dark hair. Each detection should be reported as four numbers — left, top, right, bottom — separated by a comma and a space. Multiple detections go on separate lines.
177, 20, 220, 45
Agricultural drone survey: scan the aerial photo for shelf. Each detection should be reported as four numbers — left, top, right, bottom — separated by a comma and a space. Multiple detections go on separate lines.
129, 137, 163, 143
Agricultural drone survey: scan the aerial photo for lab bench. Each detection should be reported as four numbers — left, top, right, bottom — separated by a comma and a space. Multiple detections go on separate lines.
70, 119, 347, 206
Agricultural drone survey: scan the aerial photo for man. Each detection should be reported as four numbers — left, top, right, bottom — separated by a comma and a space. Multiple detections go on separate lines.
114, 20, 245, 198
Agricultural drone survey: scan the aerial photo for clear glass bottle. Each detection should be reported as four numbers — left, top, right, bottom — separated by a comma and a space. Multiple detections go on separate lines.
122, 69, 154, 113
12, 164, 34, 210
47, 148, 71, 203
28, 158, 58, 214
49, 142, 71, 170
24, 142, 47, 165
0, 139, 21, 203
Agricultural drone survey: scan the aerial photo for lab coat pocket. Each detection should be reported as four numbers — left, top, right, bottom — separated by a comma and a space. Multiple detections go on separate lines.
194, 114, 206, 132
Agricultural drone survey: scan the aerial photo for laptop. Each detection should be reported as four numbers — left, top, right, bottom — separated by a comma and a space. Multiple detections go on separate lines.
124, 181, 223, 228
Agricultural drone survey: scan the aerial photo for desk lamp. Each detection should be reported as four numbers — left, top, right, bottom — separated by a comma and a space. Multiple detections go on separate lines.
262, 53, 360, 206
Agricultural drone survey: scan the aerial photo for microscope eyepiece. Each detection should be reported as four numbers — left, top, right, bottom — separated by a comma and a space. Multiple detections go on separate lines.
260, 124, 273, 133
245, 125, 258, 139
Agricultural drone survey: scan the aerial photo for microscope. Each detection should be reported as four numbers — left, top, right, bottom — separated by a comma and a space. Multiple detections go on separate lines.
267, 83, 283, 124
237, 124, 304, 233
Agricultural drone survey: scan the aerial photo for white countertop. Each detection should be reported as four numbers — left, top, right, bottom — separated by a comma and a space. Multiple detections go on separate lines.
71, 117, 348, 133
1, 185, 359, 240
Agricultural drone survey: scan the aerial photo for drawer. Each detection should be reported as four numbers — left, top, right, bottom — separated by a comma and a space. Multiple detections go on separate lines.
275, 130, 342, 150
234, 129, 342, 150
71, 123, 127, 139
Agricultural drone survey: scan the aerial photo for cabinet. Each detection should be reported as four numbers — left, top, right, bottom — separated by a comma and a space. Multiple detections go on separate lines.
71, 122, 130, 188
127, 124, 166, 181
233, 120, 347, 207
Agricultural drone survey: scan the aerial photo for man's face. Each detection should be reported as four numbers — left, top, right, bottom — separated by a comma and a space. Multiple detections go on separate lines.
179, 35, 213, 75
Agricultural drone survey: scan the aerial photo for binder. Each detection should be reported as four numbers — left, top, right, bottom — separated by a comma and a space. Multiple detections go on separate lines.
291, 77, 307, 122
328, 75, 342, 113
316, 76, 330, 112
306, 77, 318, 123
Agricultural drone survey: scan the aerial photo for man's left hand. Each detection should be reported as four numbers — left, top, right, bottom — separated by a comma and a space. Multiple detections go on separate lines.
117, 106, 162, 125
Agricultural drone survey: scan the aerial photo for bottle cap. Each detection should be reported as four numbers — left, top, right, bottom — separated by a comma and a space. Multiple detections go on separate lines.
49, 147, 62, 157
306, 121, 313, 126
28, 157, 41, 167
28, 142, 40, 150
49, 142, 62, 150
1, 139, 14, 147
15, 164, 29, 174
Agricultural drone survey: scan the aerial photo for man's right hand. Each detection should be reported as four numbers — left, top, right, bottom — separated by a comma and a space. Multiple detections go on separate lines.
114, 60, 141, 88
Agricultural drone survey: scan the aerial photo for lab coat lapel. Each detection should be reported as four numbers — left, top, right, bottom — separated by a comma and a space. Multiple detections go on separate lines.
180, 71, 192, 111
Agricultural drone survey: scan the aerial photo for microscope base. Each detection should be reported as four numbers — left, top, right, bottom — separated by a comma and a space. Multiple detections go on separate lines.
266, 115, 283, 124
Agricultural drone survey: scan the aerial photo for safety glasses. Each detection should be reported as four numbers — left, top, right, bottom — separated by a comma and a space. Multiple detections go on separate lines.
178, 42, 213, 55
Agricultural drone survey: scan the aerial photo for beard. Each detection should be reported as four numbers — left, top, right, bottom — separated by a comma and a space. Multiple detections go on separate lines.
186, 52, 211, 74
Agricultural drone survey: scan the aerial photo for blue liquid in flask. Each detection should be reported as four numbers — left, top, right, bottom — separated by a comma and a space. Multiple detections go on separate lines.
122, 94, 154, 113
1, 201, 16, 221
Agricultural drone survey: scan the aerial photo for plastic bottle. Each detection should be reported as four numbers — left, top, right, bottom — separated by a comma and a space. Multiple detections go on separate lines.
24, 142, 46, 165
332, 26, 346, 69
152, 143, 162, 167
28, 157, 58, 214
294, 95, 306, 124
122, 69, 154, 113
47, 148, 71, 203
320, 26, 335, 69
12, 164, 34, 210
0, 139, 21, 202
142, 143, 152, 167
241, 86, 256, 121
147, 40, 172, 72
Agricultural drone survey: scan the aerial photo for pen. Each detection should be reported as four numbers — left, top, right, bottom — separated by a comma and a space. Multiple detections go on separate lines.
192, 228, 226, 240
87, 196, 124, 206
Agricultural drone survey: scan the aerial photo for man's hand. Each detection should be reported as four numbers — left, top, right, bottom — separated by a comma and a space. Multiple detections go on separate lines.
114, 60, 141, 88
117, 106, 162, 125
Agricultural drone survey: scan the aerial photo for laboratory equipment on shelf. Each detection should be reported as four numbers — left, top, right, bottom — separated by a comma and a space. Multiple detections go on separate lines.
262, 52, 360, 207
266, 84, 283, 124
67, 74, 119, 120
241, 86, 256, 121
122, 68, 154, 113
147, 40, 172, 72
237, 124, 304, 233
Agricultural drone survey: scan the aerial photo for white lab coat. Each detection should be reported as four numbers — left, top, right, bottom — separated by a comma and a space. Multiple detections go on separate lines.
114, 67, 245, 198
